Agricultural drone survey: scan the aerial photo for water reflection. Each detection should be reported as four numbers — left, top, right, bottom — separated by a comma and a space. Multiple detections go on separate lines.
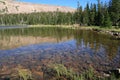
0, 27, 73, 49
0, 36, 70, 50
0, 27, 120, 79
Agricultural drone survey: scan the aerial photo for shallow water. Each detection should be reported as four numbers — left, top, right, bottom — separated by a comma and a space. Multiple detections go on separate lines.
0, 27, 120, 79
0, 26, 28, 29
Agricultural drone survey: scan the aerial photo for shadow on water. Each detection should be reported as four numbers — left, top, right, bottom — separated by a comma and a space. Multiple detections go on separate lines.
0, 27, 120, 79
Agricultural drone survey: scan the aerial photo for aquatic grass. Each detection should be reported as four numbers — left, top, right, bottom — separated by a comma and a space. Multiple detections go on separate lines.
45, 64, 120, 80
107, 74, 120, 80
18, 68, 33, 80
46, 64, 96, 80
85, 66, 94, 79
54, 64, 68, 77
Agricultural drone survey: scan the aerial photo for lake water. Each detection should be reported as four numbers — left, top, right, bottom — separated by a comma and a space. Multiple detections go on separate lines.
0, 27, 120, 79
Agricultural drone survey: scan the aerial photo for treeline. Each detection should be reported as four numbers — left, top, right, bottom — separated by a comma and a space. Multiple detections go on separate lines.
0, 0, 120, 28
0, 12, 75, 25
75, 0, 120, 28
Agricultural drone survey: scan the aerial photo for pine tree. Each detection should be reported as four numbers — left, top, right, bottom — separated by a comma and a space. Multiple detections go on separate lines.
75, 1, 83, 25
89, 4, 96, 25
109, 0, 120, 26
102, 11, 112, 28
95, 0, 102, 26
86, 3, 90, 26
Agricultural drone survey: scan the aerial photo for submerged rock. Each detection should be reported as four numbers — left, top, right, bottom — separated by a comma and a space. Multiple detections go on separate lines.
104, 68, 120, 78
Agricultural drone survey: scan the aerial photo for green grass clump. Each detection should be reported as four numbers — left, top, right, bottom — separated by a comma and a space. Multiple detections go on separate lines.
18, 68, 33, 80
45, 64, 120, 80
47, 64, 95, 80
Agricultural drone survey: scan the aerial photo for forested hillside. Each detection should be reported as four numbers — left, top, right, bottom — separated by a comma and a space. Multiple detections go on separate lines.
0, 0, 120, 28
0, 12, 75, 25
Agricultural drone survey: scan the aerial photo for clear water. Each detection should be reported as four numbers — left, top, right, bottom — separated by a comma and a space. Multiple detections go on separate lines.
0, 27, 120, 79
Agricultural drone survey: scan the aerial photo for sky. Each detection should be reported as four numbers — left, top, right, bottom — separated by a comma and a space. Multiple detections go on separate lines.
20, 0, 110, 8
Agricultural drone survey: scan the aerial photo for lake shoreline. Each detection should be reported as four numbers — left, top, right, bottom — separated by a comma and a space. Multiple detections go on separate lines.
0, 25, 28, 29
28, 25, 120, 31
0, 24, 120, 32
0, 25, 120, 39
28, 25, 120, 39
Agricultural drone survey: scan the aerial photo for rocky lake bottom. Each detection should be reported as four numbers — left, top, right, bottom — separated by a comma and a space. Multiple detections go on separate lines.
0, 27, 120, 80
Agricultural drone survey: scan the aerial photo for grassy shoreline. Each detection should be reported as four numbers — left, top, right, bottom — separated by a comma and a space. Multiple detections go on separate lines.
0, 24, 120, 32
28, 25, 120, 32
